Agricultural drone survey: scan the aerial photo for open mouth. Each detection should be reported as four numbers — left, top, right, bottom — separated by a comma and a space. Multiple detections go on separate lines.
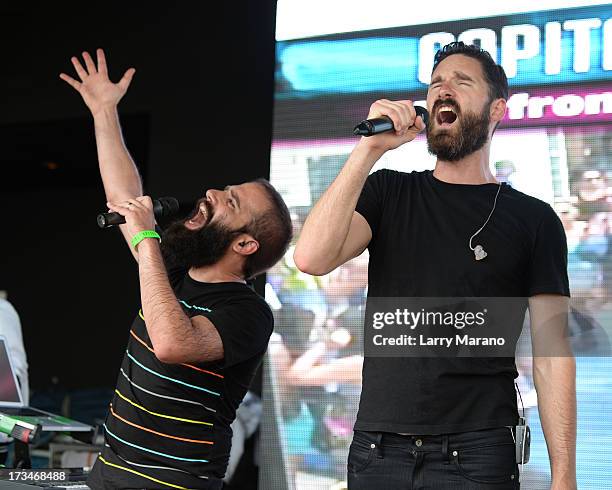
185, 199, 212, 229
436, 105, 458, 126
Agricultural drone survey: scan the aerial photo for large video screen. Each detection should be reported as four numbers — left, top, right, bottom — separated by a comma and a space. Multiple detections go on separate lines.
262, 2, 612, 489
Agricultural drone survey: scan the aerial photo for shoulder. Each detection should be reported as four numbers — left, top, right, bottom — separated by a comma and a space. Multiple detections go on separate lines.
225, 286, 273, 321
206, 286, 275, 346
368, 168, 423, 181
501, 186, 558, 223
245, 287, 273, 313
365, 168, 424, 193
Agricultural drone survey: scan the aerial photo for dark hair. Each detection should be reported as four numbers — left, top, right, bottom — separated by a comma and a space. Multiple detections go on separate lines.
432, 41, 508, 101
242, 178, 293, 279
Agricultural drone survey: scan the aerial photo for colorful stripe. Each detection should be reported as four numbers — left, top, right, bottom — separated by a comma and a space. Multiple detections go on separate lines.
103, 425, 209, 463
98, 455, 189, 489
127, 351, 221, 397
130, 329, 224, 379
179, 300, 211, 312
112, 450, 209, 479
109, 404, 213, 445
114, 389, 213, 426
119, 368, 216, 412
182, 362, 224, 379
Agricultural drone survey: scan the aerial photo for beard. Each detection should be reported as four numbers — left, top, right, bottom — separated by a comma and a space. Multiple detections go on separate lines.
160, 218, 245, 270
426, 100, 490, 162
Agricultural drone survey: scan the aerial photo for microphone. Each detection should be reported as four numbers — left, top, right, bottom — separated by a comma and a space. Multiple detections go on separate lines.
97, 197, 180, 229
353, 106, 429, 136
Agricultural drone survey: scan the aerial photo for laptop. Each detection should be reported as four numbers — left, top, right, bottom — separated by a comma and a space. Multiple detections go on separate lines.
0, 336, 92, 432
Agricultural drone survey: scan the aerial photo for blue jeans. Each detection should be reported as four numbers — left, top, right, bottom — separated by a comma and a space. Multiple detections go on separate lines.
347, 428, 520, 489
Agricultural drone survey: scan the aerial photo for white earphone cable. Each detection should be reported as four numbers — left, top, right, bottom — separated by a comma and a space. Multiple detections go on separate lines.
469, 182, 503, 252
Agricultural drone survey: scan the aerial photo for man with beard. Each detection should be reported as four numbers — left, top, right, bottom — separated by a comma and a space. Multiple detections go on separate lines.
295, 42, 575, 489
60, 49, 292, 489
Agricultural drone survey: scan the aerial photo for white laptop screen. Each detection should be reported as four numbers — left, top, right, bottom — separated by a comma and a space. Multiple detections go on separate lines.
0, 337, 23, 405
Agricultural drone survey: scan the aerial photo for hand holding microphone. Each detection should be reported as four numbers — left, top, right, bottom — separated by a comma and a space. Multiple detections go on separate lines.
353, 99, 428, 152
354, 105, 429, 136
97, 196, 179, 228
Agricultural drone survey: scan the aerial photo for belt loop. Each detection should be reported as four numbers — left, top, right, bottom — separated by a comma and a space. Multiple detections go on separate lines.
442, 435, 450, 464
375, 432, 384, 459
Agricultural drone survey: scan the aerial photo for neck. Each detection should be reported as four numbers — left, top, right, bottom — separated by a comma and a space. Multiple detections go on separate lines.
188, 260, 246, 284
433, 142, 497, 185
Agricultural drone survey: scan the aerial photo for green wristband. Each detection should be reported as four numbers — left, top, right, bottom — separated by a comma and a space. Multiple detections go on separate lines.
131, 230, 161, 250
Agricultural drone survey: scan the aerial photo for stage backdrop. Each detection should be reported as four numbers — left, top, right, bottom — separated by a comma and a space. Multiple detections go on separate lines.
261, 1, 612, 489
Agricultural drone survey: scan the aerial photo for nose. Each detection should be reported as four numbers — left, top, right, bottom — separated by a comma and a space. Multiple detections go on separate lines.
205, 189, 220, 203
438, 81, 455, 100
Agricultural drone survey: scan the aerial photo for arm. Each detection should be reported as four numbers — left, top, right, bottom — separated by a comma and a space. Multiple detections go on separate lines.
284, 342, 363, 386
293, 100, 426, 276
288, 355, 363, 386
60, 49, 141, 259
107, 197, 224, 364
137, 238, 224, 364
528, 294, 576, 490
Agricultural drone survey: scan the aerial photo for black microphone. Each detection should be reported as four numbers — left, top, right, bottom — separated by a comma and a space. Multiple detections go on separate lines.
353, 106, 429, 136
97, 197, 180, 229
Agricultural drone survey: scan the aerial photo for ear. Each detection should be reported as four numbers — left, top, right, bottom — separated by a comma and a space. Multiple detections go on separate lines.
232, 234, 259, 257
489, 98, 507, 125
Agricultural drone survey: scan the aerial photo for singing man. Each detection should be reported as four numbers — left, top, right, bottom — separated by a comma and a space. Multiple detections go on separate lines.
295, 42, 575, 489
61, 49, 292, 490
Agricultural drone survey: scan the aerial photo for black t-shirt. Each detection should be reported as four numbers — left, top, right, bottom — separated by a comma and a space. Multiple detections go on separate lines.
354, 169, 569, 434
87, 267, 273, 490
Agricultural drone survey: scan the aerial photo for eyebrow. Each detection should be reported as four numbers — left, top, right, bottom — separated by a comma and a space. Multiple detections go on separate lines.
455, 71, 474, 82
430, 71, 475, 85
224, 186, 241, 209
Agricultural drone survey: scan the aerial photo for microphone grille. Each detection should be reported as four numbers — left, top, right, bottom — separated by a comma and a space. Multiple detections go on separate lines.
414, 106, 429, 126
158, 197, 180, 216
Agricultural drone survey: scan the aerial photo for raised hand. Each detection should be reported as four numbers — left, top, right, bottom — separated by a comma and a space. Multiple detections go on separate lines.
359, 99, 427, 153
59, 49, 135, 116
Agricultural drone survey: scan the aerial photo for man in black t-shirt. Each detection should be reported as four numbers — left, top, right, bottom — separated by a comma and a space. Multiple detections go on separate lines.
295, 42, 576, 489
61, 50, 292, 489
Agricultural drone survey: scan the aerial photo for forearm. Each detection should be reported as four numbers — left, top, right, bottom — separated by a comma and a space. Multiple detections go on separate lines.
286, 340, 363, 385
534, 355, 577, 486
288, 356, 363, 386
289, 342, 327, 375
294, 140, 383, 272
136, 239, 193, 359
93, 106, 142, 201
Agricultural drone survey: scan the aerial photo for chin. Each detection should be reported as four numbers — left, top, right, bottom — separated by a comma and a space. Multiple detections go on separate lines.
433, 123, 460, 135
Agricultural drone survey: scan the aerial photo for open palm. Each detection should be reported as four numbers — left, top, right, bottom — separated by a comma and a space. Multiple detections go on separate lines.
60, 49, 135, 116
